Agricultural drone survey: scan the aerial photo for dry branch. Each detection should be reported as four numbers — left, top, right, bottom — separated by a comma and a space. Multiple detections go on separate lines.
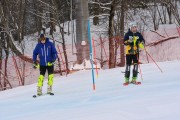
150, 30, 166, 38
146, 35, 179, 47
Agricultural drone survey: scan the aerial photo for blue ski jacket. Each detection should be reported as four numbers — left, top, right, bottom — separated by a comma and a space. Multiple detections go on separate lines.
33, 38, 57, 66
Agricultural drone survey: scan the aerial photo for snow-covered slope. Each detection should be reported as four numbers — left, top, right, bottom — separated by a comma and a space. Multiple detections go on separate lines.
0, 61, 180, 120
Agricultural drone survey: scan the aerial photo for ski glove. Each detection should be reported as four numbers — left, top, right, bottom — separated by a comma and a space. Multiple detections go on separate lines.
124, 40, 133, 45
33, 61, 39, 69
47, 61, 55, 66
139, 41, 144, 49
124, 38, 134, 45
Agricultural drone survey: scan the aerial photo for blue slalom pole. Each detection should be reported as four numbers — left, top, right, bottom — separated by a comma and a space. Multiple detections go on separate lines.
87, 20, 96, 90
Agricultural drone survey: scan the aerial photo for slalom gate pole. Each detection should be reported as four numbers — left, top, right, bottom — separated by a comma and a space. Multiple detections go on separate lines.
88, 20, 96, 90
92, 37, 99, 78
144, 47, 163, 73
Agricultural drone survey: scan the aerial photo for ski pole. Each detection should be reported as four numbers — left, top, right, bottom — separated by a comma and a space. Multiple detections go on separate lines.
137, 54, 143, 80
145, 50, 149, 63
144, 47, 163, 73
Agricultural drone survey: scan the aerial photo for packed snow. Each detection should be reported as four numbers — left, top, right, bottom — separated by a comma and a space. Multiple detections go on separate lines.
0, 61, 180, 120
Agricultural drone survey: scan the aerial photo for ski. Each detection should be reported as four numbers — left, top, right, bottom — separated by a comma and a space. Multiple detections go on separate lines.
123, 82, 141, 86
121, 71, 139, 73
32, 93, 54, 98
131, 81, 141, 85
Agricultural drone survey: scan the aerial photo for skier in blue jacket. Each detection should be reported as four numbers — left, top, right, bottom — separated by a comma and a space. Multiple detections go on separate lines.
33, 34, 57, 95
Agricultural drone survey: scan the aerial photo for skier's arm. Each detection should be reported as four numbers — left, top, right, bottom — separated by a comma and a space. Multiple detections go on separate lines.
139, 33, 145, 44
124, 33, 132, 45
51, 44, 57, 62
138, 33, 145, 49
33, 44, 39, 62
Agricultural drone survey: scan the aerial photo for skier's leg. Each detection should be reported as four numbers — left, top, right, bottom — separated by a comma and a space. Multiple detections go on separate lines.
132, 63, 138, 82
47, 66, 54, 93
124, 55, 132, 83
125, 65, 131, 83
37, 66, 46, 95
132, 54, 138, 82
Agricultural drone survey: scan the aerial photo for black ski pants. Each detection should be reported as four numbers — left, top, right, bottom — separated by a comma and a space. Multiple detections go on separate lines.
125, 54, 139, 78
40, 66, 54, 76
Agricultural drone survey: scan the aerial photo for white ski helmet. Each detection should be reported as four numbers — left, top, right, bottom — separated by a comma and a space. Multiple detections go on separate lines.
129, 21, 138, 29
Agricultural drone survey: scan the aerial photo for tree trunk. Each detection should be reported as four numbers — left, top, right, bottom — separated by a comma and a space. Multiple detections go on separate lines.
50, 12, 55, 36
53, 0, 69, 74
22, 59, 25, 85
108, 0, 116, 68
60, 25, 69, 74
167, 6, 172, 24
162, 5, 167, 24
119, 0, 125, 67
18, 0, 26, 43
0, 48, 2, 89
4, 49, 9, 90
33, 0, 42, 34
49, 0, 55, 37
75, 0, 89, 64
100, 35, 103, 68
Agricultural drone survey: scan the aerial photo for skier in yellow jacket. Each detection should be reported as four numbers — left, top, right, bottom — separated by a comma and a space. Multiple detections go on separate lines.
123, 21, 145, 85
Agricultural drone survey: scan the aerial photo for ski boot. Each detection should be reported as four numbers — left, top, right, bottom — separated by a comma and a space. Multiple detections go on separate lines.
131, 77, 137, 83
37, 86, 42, 96
47, 85, 52, 94
124, 65, 130, 86
131, 77, 141, 85
47, 74, 54, 94
37, 75, 44, 96
123, 77, 130, 86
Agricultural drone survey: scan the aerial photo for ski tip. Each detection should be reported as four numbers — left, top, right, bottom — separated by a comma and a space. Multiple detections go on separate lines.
136, 82, 141, 85
33, 95, 37, 98
131, 82, 141, 85
123, 83, 129, 86
49, 93, 54, 95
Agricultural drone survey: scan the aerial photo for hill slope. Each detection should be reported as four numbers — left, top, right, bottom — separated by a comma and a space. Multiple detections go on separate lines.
0, 61, 180, 120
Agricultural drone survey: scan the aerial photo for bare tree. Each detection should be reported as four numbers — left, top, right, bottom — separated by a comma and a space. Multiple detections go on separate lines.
118, 0, 126, 67
148, 1, 160, 30
108, 0, 116, 68
160, 0, 180, 25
